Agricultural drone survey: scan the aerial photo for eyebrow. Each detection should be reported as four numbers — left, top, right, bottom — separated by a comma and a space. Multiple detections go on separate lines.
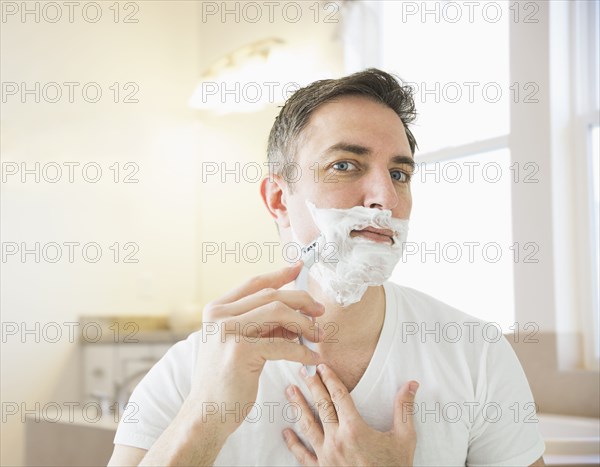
322, 142, 415, 169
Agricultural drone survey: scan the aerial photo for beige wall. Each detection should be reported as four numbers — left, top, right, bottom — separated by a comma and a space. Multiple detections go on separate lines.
0, 2, 342, 465
509, 333, 600, 418
195, 4, 344, 302
1, 4, 200, 464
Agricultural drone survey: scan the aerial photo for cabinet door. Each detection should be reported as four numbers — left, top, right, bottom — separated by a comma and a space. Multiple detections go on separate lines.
82, 345, 115, 402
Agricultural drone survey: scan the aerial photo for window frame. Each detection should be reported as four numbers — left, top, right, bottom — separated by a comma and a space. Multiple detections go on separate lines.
570, 0, 600, 369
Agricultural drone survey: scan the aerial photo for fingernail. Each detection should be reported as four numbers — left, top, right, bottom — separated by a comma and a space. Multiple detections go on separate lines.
408, 381, 419, 395
300, 366, 308, 377
302, 313, 315, 324
282, 430, 290, 441
286, 385, 295, 399
317, 363, 326, 374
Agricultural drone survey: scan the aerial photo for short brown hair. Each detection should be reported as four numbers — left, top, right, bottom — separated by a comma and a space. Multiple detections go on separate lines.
267, 68, 418, 184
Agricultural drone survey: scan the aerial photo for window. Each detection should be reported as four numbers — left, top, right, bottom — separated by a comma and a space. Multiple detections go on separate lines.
572, 0, 600, 367
376, 1, 514, 327
379, 1, 510, 153
591, 124, 600, 360
397, 149, 515, 330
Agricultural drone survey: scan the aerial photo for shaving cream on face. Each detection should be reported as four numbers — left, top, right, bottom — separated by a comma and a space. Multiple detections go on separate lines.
302, 201, 409, 306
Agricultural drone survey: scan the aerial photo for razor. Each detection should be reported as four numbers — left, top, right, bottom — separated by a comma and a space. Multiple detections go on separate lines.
295, 234, 324, 376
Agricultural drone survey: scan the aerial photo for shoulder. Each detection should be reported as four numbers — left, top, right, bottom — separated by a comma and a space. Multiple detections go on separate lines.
113, 330, 202, 449
384, 281, 491, 328
382, 284, 544, 465
383, 281, 508, 370
148, 330, 201, 382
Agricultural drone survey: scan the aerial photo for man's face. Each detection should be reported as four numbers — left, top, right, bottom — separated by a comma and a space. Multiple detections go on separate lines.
283, 95, 414, 245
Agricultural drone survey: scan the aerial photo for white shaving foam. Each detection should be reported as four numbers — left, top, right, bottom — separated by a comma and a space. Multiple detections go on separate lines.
302, 201, 409, 306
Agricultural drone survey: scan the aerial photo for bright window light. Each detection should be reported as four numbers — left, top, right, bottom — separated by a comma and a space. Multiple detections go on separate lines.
393, 149, 515, 330
379, 1, 509, 154
591, 124, 599, 359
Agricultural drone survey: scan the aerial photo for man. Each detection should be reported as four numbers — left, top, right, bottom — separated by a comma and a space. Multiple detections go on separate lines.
109, 69, 546, 466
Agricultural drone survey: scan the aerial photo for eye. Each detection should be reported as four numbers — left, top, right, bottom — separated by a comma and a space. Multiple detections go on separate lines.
332, 161, 357, 171
391, 170, 409, 182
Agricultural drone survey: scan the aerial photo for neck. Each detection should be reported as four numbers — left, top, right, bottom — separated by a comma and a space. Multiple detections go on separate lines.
307, 276, 386, 349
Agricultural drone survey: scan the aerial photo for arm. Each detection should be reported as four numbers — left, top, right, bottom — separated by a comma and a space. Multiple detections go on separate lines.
107, 402, 226, 467
138, 402, 227, 466
107, 445, 146, 466
107, 262, 324, 466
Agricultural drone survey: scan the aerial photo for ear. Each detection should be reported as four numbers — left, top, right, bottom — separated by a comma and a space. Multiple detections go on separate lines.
260, 175, 290, 229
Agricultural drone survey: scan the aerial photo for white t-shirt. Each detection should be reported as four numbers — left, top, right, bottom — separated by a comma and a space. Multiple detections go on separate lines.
114, 282, 545, 466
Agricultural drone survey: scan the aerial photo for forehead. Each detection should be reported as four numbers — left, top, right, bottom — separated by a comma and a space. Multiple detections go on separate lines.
297, 95, 412, 157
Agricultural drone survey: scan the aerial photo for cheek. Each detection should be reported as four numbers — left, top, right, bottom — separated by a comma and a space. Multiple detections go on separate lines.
312, 184, 353, 207
396, 186, 412, 218
406, 198, 413, 218
286, 197, 322, 242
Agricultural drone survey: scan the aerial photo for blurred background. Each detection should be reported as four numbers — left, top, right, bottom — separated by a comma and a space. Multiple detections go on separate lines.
1, 1, 598, 465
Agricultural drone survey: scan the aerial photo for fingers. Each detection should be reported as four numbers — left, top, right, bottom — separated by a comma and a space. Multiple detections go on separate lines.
238, 300, 324, 343
226, 288, 325, 318
301, 366, 339, 437
315, 364, 361, 426
258, 338, 320, 366
282, 429, 318, 467
204, 267, 325, 345
285, 385, 324, 449
393, 380, 419, 435
210, 262, 304, 306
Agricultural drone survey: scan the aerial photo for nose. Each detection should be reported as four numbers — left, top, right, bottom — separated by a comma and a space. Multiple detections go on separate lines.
362, 167, 400, 211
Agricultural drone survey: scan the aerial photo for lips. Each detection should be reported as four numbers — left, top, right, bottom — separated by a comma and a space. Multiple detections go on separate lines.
350, 227, 395, 244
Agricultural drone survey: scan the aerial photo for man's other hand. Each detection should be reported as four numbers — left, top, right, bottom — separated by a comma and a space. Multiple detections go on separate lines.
283, 363, 418, 466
